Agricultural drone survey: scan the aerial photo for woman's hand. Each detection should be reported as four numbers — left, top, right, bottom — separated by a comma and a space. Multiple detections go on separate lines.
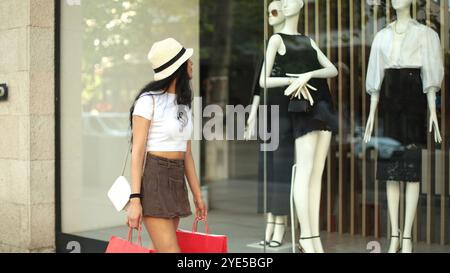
194, 196, 207, 220
126, 199, 142, 229
429, 111, 442, 143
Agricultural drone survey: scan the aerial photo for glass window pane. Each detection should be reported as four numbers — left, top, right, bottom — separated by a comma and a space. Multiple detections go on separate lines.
60, 0, 200, 240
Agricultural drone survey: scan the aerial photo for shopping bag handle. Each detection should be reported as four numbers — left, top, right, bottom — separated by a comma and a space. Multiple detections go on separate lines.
127, 225, 143, 246
192, 217, 209, 234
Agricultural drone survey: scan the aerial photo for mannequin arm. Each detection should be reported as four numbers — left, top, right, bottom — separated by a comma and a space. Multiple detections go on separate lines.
427, 88, 442, 143
310, 39, 338, 77
259, 35, 293, 89
244, 95, 260, 140
284, 39, 338, 98
248, 95, 260, 124
427, 88, 438, 111
363, 94, 379, 143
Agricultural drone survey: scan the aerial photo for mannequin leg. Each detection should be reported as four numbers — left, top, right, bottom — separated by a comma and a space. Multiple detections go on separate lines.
402, 182, 420, 253
308, 131, 332, 253
269, 215, 287, 247
386, 181, 401, 253
260, 212, 275, 245
294, 132, 318, 253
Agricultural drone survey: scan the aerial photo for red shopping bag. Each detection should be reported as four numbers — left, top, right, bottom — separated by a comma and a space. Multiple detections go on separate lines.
176, 217, 227, 253
105, 225, 156, 253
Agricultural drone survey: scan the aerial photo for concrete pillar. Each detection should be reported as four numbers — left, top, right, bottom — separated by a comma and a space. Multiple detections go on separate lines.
0, 0, 55, 253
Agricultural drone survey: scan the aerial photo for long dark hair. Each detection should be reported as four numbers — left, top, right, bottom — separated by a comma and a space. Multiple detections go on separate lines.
129, 61, 192, 142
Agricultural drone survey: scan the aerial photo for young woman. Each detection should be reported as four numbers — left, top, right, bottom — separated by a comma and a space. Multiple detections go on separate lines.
127, 38, 207, 253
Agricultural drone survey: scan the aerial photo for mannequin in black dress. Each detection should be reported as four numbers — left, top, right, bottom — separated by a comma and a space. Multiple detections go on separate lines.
245, 0, 289, 248
258, 0, 338, 253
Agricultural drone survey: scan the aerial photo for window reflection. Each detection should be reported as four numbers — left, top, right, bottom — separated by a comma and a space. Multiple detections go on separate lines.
60, 0, 199, 238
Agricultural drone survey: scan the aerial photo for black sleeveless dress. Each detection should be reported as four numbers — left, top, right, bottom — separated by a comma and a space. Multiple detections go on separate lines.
273, 33, 338, 137
257, 34, 338, 215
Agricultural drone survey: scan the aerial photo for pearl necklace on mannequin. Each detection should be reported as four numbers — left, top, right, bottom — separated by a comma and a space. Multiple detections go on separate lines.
394, 20, 410, 35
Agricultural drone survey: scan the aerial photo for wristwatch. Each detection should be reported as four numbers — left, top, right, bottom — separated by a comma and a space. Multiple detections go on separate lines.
129, 193, 142, 199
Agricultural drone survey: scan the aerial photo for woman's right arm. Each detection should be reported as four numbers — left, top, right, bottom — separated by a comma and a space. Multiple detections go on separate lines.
127, 115, 150, 229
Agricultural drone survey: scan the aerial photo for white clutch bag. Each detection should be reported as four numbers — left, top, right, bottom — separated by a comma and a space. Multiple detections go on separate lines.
107, 141, 132, 212
108, 175, 131, 212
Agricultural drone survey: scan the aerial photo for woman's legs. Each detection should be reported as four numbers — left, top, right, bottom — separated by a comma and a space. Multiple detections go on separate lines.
143, 216, 180, 253
173, 217, 180, 230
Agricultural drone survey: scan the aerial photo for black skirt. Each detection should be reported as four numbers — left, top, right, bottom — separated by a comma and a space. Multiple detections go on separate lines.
257, 86, 295, 215
376, 68, 427, 182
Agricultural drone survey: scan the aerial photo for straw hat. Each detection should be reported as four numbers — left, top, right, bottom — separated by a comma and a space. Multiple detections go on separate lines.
147, 38, 193, 81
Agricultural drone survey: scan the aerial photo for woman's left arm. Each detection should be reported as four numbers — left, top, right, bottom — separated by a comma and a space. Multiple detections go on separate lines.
185, 140, 207, 219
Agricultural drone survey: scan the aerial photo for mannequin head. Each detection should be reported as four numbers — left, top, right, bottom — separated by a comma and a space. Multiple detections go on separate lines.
391, 0, 413, 11
281, 0, 304, 17
268, 1, 285, 27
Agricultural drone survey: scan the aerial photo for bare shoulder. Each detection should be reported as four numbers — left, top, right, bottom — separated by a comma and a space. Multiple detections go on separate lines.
268, 34, 283, 47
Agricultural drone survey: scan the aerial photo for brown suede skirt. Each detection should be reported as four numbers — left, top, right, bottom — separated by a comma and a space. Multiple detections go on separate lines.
140, 153, 192, 218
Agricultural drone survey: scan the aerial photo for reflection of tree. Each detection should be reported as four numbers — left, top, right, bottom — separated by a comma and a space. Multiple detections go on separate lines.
371, 0, 441, 30
199, 0, 264, 182
203, 0, 233, 106
200, 0, 264, 106
82, 0, 198, 112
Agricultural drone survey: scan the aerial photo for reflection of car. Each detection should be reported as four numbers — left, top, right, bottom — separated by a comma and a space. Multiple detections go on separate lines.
81, 112, 131, 188
82, 112, 130, 137
352, 126, 404, 159
355, 137, 404, 159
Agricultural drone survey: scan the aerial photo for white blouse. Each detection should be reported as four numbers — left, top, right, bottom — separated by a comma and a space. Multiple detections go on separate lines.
132, 91, 193, 152
366, 19, 444, 95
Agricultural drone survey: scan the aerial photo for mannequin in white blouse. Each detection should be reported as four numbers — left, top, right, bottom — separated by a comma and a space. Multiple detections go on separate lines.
364, 0, 444, 253
245, 0, 289, 248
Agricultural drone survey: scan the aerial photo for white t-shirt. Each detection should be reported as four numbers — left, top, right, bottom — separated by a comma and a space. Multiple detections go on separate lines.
366, 19, 444, 95
132, 90, 193, 152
